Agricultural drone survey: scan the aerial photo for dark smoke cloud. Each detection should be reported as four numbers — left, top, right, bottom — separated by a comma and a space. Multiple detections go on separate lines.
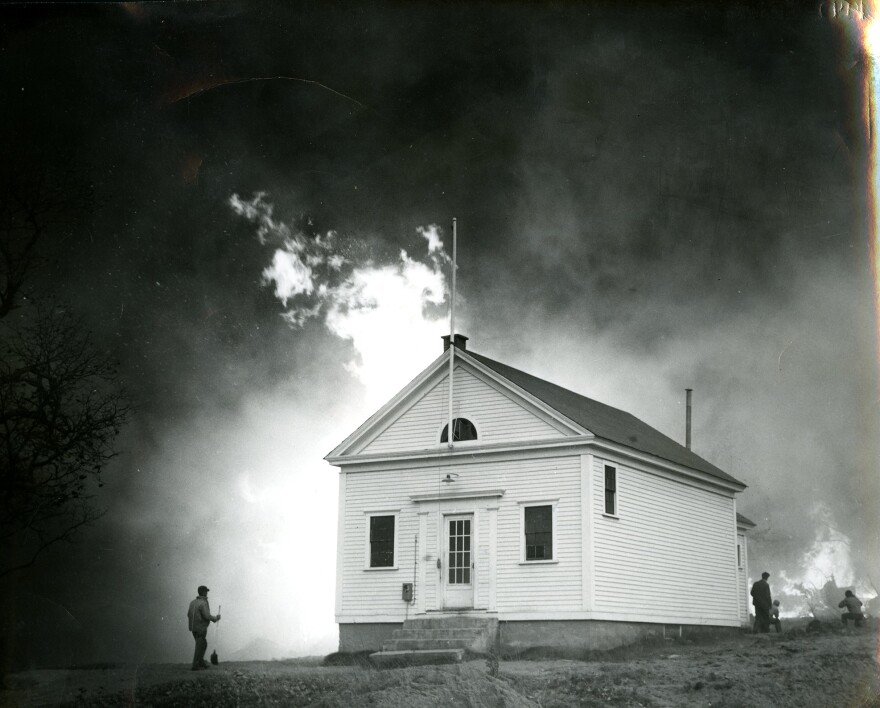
1, 1, 876, 664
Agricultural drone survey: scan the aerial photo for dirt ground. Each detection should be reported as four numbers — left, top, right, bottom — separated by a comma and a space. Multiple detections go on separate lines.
2, 625, 878, 707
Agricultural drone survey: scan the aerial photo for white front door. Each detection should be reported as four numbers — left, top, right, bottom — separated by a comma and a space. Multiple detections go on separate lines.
443, 514, 474, 609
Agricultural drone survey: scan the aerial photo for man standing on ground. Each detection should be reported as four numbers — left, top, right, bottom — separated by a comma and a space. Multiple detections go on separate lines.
187, 585, 221, 670
839, 590, 865, 628
750, 571, 772, 633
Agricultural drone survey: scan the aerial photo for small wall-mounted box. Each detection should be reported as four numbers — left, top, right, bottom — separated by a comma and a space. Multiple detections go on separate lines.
402, 582, 414, 602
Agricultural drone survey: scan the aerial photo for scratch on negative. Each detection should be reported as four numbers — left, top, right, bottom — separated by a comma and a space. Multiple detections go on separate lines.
778, 338, 795, 372
169, 76, 367, 110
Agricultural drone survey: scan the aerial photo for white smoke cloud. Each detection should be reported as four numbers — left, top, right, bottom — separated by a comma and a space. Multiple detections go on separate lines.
230, 193, 454, 405
263, 249, 315, 304
418, 224, 445, 255
229, 192, 290, 245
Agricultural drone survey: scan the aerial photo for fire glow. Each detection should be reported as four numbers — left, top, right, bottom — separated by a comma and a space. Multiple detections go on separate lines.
865, 13, 880, 358
230, 193, 455, 407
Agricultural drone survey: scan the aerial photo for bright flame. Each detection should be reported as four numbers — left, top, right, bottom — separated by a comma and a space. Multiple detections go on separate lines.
795, 504, 855, 589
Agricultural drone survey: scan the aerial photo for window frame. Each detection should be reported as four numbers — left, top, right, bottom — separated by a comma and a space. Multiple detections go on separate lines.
364, 510, 399, 571
737, 543, 743, 569
519, 500, 558, 564
437, 416, 480, 446
603, 465, 618, 517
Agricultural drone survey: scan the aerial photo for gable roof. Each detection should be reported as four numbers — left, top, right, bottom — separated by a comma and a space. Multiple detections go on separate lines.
465, 350, 744, 488
736, 512, 756, 528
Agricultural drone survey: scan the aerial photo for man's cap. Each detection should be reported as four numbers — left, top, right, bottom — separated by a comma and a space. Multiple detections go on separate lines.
198, 585, 209, 595
761, 572, 770, 579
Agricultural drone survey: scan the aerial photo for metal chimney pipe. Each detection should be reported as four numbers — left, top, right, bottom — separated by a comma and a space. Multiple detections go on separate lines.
685, 388, 693, 450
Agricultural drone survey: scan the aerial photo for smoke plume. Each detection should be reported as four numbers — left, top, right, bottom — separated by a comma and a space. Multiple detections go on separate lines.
230, 193, 454, 405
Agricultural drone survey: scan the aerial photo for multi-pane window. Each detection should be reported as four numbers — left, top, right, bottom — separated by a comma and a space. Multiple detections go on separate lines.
524, 505, 553, 560
440, 418, 478, 443
369, 515, 395, 567
448, 518, 471, 584
604, 465, 617, 515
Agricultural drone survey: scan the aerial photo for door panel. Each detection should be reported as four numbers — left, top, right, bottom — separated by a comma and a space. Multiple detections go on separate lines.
443, 514, 474, 608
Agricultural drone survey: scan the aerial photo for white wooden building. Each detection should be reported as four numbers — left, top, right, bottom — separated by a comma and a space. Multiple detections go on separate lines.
326, 335, 752, 652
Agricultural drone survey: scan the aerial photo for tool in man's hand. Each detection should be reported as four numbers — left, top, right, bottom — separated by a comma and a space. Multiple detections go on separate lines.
210, 604, 221, 665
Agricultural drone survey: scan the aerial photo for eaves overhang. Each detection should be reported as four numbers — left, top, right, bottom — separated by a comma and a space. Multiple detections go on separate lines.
327, 432, 745, 495
325, 434, 596, 469
324, 346, 744, 494
589, 437, 746, 494
736, 512, 757, 529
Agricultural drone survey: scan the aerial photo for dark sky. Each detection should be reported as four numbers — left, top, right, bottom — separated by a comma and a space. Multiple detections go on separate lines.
2, 1, 878, 665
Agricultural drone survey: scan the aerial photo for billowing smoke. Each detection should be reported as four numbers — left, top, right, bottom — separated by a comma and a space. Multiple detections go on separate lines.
230, 193, 453, 406
230, 190, 877, 620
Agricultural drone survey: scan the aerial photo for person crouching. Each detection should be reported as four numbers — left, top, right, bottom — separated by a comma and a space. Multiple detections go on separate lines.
839, 590, 865, 628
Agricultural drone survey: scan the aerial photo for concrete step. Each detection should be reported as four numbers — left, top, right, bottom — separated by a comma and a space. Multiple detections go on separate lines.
370, 649, 464, 668
387, 615, 499, 653
393, 628, 482, 640
383, 638, 476, 651
404, 616, 499, 629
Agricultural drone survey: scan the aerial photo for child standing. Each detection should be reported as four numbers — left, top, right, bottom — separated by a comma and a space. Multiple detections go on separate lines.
769, 600, 782, 633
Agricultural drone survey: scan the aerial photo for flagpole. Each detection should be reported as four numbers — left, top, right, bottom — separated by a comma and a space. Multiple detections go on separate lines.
447, 217, 457, 450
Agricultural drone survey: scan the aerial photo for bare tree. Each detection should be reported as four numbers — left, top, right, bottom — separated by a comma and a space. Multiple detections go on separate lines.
0, 158, 91, 319
0, 159, 128, 578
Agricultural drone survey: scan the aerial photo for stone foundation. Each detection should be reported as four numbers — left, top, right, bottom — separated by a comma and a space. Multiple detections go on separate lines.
338, 623, 401, 652
340, 619, 743, 654
498, 620, 742, 653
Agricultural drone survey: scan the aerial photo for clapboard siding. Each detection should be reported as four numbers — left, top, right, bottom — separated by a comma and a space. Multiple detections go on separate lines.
737, 533, 748, 624
592, 457, 739, 623
338, 453, 742, 624
456, 456, 582, 613
339, 455, 583, 619
361, 366, 565, 454
339, 468, 437, 616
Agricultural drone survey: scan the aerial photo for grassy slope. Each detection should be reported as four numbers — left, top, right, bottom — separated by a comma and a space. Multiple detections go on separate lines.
3, 626, 878, 707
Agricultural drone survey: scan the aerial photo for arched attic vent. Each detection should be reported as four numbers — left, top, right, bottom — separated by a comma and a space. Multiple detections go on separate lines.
440, 418, 478, 443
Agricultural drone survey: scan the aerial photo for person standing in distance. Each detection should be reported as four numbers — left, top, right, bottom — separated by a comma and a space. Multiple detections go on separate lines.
187, 585, 221, 670
750, 571, 772, 633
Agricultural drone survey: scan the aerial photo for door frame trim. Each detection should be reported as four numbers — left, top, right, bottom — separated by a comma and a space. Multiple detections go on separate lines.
441, 511, 476, 609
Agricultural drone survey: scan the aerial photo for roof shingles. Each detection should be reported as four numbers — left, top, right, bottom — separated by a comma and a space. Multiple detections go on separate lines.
466, 350, 744, 488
